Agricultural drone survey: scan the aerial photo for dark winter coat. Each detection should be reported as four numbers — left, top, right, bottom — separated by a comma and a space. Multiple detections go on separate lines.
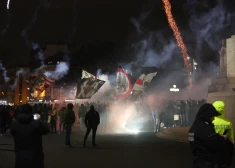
63, 109, 75, 127
11, 113, 49, 168
85, 109, 100, 127
0, 106, 7, 124
189, 103, 227, 167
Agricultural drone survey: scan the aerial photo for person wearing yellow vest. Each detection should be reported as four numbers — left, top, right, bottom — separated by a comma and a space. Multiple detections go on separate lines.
213, 101, 234, 167
212, 101, 234, 144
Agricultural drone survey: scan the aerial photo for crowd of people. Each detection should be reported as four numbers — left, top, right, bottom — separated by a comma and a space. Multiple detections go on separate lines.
0, 99, 208, 136
0, 98, 234, 167
153, 99, 206, 132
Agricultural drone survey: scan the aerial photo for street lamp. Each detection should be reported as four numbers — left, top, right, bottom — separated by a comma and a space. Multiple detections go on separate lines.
170, 85, 179, 92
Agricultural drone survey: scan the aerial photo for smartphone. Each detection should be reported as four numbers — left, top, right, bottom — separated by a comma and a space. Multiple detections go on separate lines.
33, 114, 38, 120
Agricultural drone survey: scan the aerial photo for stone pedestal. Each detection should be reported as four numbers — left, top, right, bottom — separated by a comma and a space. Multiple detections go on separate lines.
207, 35, 235, 131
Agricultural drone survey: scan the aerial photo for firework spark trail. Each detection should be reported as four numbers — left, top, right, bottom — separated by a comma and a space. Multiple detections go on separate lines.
21, 0, 43, 47
7, 0, 10, 9
44, 0, 78, 80
32, 43, 45, 66
162, 0, 191, 73
21, 0, 46, 68
1, 0, 11, 40
63, 0, 78, 66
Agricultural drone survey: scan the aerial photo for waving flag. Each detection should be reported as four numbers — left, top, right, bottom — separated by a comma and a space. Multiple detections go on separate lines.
132, 74, 146, 92
82, 70, 98, 79
75, 78, 105, 99
26, 74, 54, 93
76, 70, 105, 99
131, 72, 157, 101
114, 67, 133, 99
143, 72, 157, 84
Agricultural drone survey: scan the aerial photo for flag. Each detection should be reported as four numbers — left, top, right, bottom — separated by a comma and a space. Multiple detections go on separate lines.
143, 72, 157, 84
132, 74, 146, 92
26, 74, 54, 93
75, 78, 105, 99
114, 67, 133, 99
82, 70, 98, 79
131, 72, 157, 101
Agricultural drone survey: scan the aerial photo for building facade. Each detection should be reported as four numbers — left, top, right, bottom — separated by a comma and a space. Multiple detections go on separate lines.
7, 67, 30, 105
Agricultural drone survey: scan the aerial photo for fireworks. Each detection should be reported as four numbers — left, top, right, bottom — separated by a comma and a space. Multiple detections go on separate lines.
7, 0, 10, 9
162, 0, 192, 73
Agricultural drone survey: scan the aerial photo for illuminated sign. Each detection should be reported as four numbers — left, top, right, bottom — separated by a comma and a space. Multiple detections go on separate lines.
170, 85, 179, 92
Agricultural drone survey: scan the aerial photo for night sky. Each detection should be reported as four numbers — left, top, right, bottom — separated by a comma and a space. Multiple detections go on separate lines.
0, 0, 235, 70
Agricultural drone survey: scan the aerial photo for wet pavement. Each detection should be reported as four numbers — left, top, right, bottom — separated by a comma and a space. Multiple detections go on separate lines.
0, 130, 221, 168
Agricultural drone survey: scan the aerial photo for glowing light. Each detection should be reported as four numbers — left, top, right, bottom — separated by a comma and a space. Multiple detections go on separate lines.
125, 127, 139, 134
170, 85, 179, 92
162, 0, 191, 73
132, 129, 139, 134
7, 0, 10, 9
65, 100, 74, 102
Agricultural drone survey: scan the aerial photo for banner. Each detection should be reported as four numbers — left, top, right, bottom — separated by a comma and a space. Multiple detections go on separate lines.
26, 74, 54, 93
82, 70, 97, 79
75, 78, 105, 99
114, 68, 133, 99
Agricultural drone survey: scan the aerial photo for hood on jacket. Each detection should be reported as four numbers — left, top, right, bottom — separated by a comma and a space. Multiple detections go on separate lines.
15, 104, 34, 124
15, 113, 33, 124
196, 103, 221, 122
213, 101, 225, 117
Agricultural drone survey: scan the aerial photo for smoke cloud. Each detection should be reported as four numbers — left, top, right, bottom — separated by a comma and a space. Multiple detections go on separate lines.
130, 10, 179, 68
130, 10, 152, 34
147, 74, 211, 101
0, 62, 9, 82
87, 69, 116, 102
44, 62, 69, 80
134, 34, 178, 67
32, 43, 45, 67
11, 69, 29, 90
188, 0, 233, 50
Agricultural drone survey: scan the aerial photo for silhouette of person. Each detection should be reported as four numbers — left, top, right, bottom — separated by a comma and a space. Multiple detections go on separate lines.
83, 105, 100, 147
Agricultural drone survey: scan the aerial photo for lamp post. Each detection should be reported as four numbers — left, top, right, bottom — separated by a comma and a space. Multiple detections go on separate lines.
170, 85, 179, 100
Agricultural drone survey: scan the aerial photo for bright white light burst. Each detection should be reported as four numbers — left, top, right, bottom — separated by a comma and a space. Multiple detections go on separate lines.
7, 0, 10, 9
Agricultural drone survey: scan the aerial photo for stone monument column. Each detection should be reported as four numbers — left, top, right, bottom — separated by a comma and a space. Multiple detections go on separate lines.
219, 40, 226, 76
207, 35, 235, 131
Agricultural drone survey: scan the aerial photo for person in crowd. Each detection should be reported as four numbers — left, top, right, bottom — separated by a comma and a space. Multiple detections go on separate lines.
212, 101, 234, 167
11, 104, 49, 168
78, 104, 86, 132
179, 100, 186, 126
212, 101, 234, 143
58, 107, 66, 134
63, 103, 75, 148
0, 105, 7, 136
43, 104, 49, 123
50, 105, 57, 133
185, 100, 190, 126
189, 103, 229, 168
83, 105, 100, 147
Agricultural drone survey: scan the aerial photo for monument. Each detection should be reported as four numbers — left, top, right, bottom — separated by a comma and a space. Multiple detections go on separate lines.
207, 35, 235, 130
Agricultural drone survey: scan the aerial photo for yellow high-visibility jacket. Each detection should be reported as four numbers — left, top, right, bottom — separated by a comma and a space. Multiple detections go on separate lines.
213, 101, 234, 143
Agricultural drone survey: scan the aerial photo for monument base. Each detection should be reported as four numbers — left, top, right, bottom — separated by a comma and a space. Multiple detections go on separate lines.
207, 77, 235, 131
